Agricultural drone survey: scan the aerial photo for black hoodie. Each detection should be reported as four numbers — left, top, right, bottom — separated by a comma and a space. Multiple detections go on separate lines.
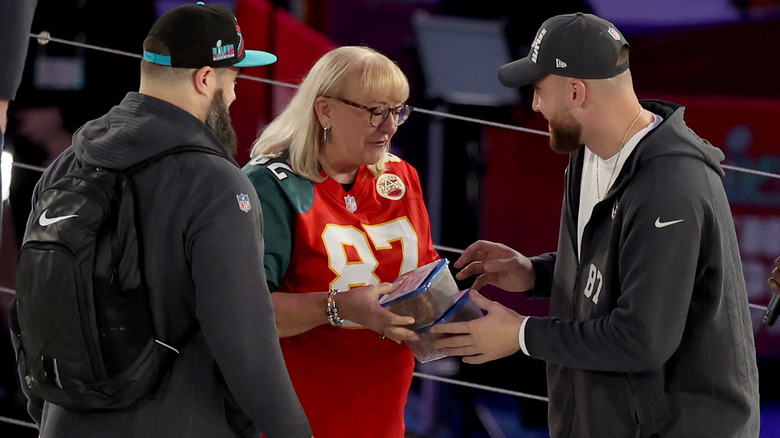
525, 100, 760, 437
21, 92, 312, 438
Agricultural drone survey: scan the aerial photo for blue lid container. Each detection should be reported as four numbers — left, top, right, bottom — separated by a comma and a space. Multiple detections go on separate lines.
406, 289, 484, 363
379, 259, 460, 330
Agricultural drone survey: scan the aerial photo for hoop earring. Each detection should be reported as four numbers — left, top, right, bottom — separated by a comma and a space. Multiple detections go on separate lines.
323, 126, 331, 143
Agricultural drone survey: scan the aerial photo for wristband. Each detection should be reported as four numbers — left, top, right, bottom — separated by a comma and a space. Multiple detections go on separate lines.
326, 289, 343, 327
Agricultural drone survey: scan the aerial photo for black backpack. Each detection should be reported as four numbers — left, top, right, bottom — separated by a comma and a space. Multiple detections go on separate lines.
9, 146, 215, 411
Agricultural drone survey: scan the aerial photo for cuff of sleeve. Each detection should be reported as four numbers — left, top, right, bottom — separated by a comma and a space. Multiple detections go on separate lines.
518, 317, 530, 356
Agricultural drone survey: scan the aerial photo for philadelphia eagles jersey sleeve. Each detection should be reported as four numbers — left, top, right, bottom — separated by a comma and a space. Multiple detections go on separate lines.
243, 156, 315, 291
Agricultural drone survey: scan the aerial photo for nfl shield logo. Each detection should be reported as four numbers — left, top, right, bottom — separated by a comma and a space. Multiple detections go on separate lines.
344, 195, 357, 212
236, 193, 252, 212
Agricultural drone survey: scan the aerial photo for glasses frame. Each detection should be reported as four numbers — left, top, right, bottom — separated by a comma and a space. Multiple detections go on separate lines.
326, 96, 411, 127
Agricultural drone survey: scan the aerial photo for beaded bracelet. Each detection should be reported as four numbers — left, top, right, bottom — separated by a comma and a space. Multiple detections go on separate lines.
326, 289, 343, 327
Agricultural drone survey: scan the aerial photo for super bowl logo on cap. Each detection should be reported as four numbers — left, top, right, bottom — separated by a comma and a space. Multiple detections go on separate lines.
376, 173, 406, 200
235, 25, 245, 57
236, 193, 252, 212
213, 39, 236, 61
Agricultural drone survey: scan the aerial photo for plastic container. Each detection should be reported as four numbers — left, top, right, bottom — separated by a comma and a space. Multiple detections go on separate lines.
406, 289, 484, 363
379, 259, 460, 330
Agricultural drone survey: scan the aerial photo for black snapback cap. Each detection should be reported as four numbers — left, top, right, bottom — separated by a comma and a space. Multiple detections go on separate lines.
143, 1, 276, 68
498, 12, 629, 88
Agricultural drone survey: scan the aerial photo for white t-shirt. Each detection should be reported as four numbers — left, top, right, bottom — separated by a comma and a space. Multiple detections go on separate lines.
577, 112, 663, 258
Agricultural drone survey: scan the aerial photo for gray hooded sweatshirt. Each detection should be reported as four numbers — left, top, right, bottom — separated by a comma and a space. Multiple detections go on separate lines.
526, 100, 760, 437
20, 92, 312, 438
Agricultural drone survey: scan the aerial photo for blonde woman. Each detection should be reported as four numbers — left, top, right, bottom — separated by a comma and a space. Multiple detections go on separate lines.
243, 46, 439, 437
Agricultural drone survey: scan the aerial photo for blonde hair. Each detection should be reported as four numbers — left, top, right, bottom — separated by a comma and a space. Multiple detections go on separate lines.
250, 46, 410, 182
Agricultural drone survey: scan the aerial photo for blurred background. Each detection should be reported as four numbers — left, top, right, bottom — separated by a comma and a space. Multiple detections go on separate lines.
2, 0, 780, 436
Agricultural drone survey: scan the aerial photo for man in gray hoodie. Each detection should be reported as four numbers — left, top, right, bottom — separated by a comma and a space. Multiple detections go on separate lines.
432, 12, 760, 438
14, 2, 312, 437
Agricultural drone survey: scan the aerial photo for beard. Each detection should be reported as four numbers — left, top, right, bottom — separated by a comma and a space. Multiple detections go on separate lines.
205, 89, 238, 156
548, 108, 583, 154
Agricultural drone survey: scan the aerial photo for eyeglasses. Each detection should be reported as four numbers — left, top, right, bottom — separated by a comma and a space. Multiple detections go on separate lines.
327, 96, 411, 127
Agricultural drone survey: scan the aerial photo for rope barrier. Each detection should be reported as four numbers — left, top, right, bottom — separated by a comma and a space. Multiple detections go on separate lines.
413, 372, 549, 402
0, 284, 771, 313
749, 303, 770, 312
5, 161, 46, 173
432, 244, 465, 255
0, 372, 549, 432
0, 415, 37, 429
1, 32, 778, 430
412, 106, 552, 136
0, 34, 776, 308
234, 73, 301, 90
722, 164, 780, 180
6, 32, 777, 179
31, 32, 142, 60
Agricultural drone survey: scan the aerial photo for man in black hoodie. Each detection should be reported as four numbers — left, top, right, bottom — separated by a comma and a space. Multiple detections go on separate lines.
14, 3, 312, 437
432, 13, 760, 438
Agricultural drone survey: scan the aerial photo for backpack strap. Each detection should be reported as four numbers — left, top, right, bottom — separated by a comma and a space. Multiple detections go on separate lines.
121, 145, 224, 355
125, 145, 226, 175
166, 320, 201, 354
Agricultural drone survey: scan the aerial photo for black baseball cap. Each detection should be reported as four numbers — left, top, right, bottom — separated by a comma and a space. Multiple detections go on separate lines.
498, 12, 629, 88
143, 1, 276, 68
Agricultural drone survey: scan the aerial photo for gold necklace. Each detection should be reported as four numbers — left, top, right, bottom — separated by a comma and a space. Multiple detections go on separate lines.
596, 106, 643, 200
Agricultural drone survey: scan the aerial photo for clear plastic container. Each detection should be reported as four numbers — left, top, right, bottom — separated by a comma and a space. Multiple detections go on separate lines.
379, 259, 460, 330
406, 289, 484, 363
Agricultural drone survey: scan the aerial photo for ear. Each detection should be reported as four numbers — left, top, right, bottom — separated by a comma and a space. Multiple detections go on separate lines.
570, 79, 587, 108
313, 95, 332, 128
192, 66, 216, 97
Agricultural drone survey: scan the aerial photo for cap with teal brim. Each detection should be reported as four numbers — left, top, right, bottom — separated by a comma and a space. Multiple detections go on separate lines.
144, 2, 277, 69
234, 50, 277, 67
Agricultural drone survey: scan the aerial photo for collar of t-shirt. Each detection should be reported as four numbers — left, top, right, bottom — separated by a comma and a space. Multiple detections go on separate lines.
576, 111, 663, 258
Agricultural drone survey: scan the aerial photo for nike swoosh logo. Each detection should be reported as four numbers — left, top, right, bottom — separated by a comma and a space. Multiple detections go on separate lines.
655, 217, 684, 228
39, 209, 79, 227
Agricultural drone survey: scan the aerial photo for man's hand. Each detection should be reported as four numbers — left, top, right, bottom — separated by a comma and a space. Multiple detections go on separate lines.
430, 290, 525, 364
454, 240, 535, 292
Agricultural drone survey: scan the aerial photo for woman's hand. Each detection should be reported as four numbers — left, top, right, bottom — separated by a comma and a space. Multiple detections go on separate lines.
336, 282, 419, 342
